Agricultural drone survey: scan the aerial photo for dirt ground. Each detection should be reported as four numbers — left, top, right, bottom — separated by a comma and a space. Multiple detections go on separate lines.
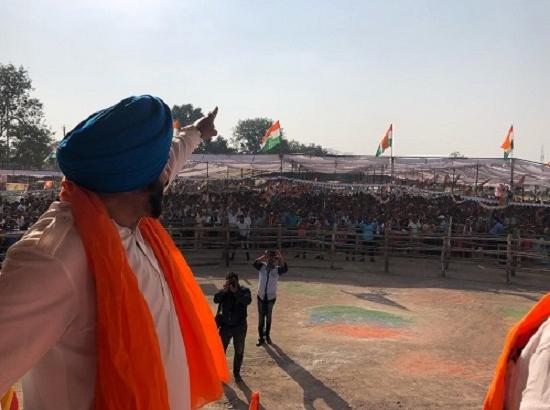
190, 253, 549, 410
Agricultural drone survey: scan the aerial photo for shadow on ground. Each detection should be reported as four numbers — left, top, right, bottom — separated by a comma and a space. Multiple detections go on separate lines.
264, 343, 352, 410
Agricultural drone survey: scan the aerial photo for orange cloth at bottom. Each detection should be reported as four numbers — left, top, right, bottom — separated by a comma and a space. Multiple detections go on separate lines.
484, 292, 550, 409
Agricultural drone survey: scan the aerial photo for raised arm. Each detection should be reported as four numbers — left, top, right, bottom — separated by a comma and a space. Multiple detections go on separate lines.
235, 287, 252, 306
277, 250, 288, 275
162, 107, 219, 185
253, 259, 264, 271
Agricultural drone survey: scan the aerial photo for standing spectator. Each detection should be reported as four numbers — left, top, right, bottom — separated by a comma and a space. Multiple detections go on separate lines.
214, 272, 252, 383
489, 218, 506, 235
408, 217, 421, 237
253, 250, 288, 346
232, 215, 251, 261
194, 211, 204, 249
360, 218, 378, 262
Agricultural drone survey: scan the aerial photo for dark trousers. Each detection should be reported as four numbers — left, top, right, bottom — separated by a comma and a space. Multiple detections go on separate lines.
257, 296, 276, 339
361, 240, 377, 260
220, 323, 247, 376
231, 234, 250, 261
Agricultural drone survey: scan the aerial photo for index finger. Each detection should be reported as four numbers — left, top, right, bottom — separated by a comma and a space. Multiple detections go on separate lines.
208, 106, 218, 120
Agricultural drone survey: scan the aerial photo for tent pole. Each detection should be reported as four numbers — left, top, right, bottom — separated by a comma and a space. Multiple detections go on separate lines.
474, 161, 479, 196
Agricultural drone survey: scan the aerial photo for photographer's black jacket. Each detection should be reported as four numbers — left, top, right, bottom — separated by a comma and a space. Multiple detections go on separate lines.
214, 286, 252, 327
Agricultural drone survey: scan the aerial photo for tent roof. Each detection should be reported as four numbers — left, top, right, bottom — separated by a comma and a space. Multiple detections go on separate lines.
179, 154, 550, 188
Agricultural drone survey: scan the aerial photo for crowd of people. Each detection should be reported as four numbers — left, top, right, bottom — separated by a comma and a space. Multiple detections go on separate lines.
0, 193, 54, 233
161, 179, 550, 239
2, 179, 548, 241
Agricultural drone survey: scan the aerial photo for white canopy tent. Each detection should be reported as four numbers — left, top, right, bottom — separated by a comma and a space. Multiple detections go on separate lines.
0, 155, 547, 189
178, 154, 550, 189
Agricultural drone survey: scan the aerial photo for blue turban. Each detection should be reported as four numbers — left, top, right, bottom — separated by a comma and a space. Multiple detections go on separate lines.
57, 95, 173, 193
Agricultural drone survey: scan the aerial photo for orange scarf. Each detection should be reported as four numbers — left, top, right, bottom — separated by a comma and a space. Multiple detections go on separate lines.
60, 181, 229, 409
484, 293, 550, 409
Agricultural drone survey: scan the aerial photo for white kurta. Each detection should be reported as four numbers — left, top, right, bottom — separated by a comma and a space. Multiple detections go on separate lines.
505, 316, 550, 410
0, 126, 202, 410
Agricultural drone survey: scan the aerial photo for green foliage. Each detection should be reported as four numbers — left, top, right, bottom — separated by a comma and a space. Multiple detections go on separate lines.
0, 63, 53, 167
281, 140, 329, 155
232, 118, 274, 154
171, 104, 204, 127
232, 117, 329, 155
194, 135, 236, 154
11, 122, 54, 168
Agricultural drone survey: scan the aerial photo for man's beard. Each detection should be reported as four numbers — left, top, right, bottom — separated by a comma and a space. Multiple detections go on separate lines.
147, 181, 164, 219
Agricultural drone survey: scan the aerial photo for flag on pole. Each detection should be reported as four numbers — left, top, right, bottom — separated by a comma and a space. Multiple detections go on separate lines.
260, 121, 282, 152
375, 124, 393, 157
501, 125, 514, 159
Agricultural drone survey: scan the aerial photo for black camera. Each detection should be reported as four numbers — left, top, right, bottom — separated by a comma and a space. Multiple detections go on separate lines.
226, 272, 238, 286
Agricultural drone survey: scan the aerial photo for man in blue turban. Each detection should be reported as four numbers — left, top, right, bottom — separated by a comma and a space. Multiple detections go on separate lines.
57, 95, 177, 194
0, 96, 225, 410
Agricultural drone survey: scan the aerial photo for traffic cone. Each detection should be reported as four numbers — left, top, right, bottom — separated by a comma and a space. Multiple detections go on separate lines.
248, 391, 260, 410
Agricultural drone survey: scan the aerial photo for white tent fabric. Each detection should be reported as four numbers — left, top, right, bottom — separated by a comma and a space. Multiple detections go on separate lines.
0, 156, 548, 189
178, 154, 550, 188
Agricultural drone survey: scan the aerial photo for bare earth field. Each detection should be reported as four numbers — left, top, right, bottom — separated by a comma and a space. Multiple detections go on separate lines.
189, 253, 549, 410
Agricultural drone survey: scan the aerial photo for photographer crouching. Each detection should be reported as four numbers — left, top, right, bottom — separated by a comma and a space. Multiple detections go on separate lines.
214, 272, 252, 382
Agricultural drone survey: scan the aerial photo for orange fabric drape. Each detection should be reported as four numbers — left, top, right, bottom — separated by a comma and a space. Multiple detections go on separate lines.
61, 181, 229, 410
484, 293, 550, 409
1, 387, 19, 410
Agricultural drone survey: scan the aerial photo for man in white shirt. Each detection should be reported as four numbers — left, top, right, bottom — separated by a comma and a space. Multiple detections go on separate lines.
253, 250, 288, 346
231, 214, 251, 261
0, 95, 226, 410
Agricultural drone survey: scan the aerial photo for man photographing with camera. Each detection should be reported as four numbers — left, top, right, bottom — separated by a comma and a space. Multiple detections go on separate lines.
253, 250, 288, 346
214, 272, 252, 382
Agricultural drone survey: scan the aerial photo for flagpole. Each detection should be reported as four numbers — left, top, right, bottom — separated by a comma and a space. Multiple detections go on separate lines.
390, 124, 394, 185
474, 160, 479, 196
279, 134, 283, 179
510, 125, 514, 200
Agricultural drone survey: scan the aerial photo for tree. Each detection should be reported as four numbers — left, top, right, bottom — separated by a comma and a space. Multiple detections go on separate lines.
194, 135, 236, 154
0, 63, 53, 166
449, 151, 466, 158
172, 103, 236, 154
232, 118, 274, 154
171, 104, 204, 127
282, 140, 329, 155
232, 117, 331, 155
11, 123, 54, 168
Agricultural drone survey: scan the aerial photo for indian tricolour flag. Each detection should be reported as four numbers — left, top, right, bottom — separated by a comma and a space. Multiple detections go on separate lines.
260, 121, 282, 152
375, 124, 393, 157
501, 125, 514, 159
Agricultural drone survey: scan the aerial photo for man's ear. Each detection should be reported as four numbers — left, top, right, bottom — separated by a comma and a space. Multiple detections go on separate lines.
159, 169, 170, 187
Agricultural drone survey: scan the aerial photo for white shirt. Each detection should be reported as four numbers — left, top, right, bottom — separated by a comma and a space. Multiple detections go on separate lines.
506, 316, 550, 410
236, 220, 251, 237
256, 262, 284, 301
0, 126, 202, 410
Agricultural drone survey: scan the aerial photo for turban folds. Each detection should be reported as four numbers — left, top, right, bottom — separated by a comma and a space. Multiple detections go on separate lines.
57, 95, 173, 193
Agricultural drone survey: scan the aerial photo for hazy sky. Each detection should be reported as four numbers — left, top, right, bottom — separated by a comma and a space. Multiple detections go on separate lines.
1, 0, 549, 161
